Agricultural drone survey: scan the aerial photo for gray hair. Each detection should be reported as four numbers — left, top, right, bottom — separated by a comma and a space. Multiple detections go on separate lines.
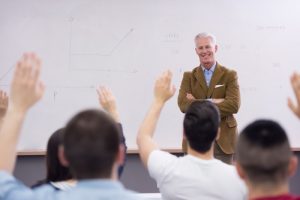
194, 32, 217, 46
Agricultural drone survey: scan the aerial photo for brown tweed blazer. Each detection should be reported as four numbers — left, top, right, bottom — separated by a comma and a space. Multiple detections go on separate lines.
178, 63, 241, 154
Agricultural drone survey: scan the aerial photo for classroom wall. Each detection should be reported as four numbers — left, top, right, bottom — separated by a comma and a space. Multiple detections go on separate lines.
14, 153, 300, 194
2, 0, 300, 152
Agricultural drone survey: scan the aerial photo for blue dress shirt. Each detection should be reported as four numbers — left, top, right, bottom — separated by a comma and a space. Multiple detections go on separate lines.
0, 171, 143, 200
201, 63, 216, 87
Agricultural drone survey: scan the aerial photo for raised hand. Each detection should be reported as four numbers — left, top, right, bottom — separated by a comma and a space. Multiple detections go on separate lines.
96, 86, 120, 122
288, 72, 300, 119
10, 53, 45, 113
154, 70, 176, 104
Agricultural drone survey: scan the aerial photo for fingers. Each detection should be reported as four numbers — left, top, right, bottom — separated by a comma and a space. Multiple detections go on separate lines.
288, 72, 300, 118
13, 53, 41, 86
0, 90, 7, 99
288, 97, 297, 115
96, 86, 116, 108
10, 52, 44, 113
290, 72, 300, 103
97, 86, 110, 103
186, 93, 195, 100
0, 90, 8, 107
154, 70, 176, 102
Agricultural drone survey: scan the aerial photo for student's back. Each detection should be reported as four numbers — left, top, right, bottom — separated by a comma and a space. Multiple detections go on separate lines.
149, 151, 246, 200
137, 71, 247, 200
29, 179, 140, 200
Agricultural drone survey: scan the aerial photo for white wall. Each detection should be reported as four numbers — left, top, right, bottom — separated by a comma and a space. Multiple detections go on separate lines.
0, 0, 299, 151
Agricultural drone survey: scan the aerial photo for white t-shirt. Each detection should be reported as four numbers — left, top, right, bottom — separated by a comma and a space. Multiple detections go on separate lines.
148, 150, 247, 200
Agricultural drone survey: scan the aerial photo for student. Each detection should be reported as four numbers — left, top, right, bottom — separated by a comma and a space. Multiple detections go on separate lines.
32, 87, 127, 190
31, 128, 74, 190
96, 86, 127, 177
236, 120, 299, 200
288, 72, 300, 119
0, 53, 141, 200
137, 70, 246, 200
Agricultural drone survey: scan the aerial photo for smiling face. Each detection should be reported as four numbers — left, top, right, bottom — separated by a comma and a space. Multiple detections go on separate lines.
195, 36, 218, 69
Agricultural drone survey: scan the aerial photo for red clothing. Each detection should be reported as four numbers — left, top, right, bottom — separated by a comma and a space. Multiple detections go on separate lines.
252, 194, 300, 200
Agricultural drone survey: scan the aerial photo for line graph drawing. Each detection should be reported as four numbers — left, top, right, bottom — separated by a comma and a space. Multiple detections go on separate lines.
68, 17, 136, 72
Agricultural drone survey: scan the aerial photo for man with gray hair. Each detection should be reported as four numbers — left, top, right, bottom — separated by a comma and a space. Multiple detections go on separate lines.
178, 32, 240, 164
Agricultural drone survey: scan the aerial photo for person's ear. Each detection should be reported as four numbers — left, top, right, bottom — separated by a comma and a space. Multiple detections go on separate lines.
236, 162, 246, 180
216, 128, 221, 140
58, 145, 69, 167
116, 144, 125, 165
214, 44, 218, 53
288, 155, 298, 177
183, 129, 186, 140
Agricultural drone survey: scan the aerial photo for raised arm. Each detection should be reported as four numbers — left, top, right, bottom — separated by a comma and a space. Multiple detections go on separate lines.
288, 72, 300, 119
137, 70, 176, 167
0, 90, 8, 129
96, 86, 126, 177
0, 53, 45, 173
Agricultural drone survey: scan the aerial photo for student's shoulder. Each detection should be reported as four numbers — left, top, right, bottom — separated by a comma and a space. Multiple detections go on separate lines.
213, 160, 237, 172
149, 150, 177, 161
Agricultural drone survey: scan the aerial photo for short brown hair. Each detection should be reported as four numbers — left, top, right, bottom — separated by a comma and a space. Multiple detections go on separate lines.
64, 109, 120, 179
236, 120, 292, 186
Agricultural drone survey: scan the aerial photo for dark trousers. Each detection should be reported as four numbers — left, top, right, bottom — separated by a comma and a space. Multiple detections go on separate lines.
214, 142, 233, 165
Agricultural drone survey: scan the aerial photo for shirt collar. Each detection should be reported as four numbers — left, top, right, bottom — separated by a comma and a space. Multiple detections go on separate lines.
201, 62, 217, 72
76, 179, 124, 190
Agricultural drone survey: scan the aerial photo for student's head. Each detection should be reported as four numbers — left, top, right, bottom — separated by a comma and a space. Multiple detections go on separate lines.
62, 109, 122, 179
236, 120, 298, 189
183, 101, 220, 153
46, 128, 72, 182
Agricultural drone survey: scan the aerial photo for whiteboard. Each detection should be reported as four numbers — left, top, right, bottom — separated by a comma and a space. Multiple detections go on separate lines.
0, 0, 299, 152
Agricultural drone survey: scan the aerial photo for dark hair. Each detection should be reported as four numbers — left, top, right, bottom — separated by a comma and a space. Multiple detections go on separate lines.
46, 128, 72, 182
183, 101, 220, 153
236, 119, 292, 185
63, 109, 120, 179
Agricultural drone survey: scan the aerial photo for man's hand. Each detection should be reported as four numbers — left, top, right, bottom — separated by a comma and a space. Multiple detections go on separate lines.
186, 93, 195, 101
212, 98, 225, 104
10, 53, 45, 114
154, 70, 176, 104
97, 86, 120, 122
288, 72, 300, 119
0, 90, 8, 119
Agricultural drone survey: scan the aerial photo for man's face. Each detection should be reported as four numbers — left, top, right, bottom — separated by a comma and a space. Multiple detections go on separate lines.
195, 37, 218, 69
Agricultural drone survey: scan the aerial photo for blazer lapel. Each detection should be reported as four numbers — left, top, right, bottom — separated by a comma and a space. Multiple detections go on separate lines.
193, 67, 208, 94
207, 64, 224, 98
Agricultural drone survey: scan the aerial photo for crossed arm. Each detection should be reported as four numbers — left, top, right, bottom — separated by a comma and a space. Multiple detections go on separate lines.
136, 70, 176, 167
178, 71, 240, 118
